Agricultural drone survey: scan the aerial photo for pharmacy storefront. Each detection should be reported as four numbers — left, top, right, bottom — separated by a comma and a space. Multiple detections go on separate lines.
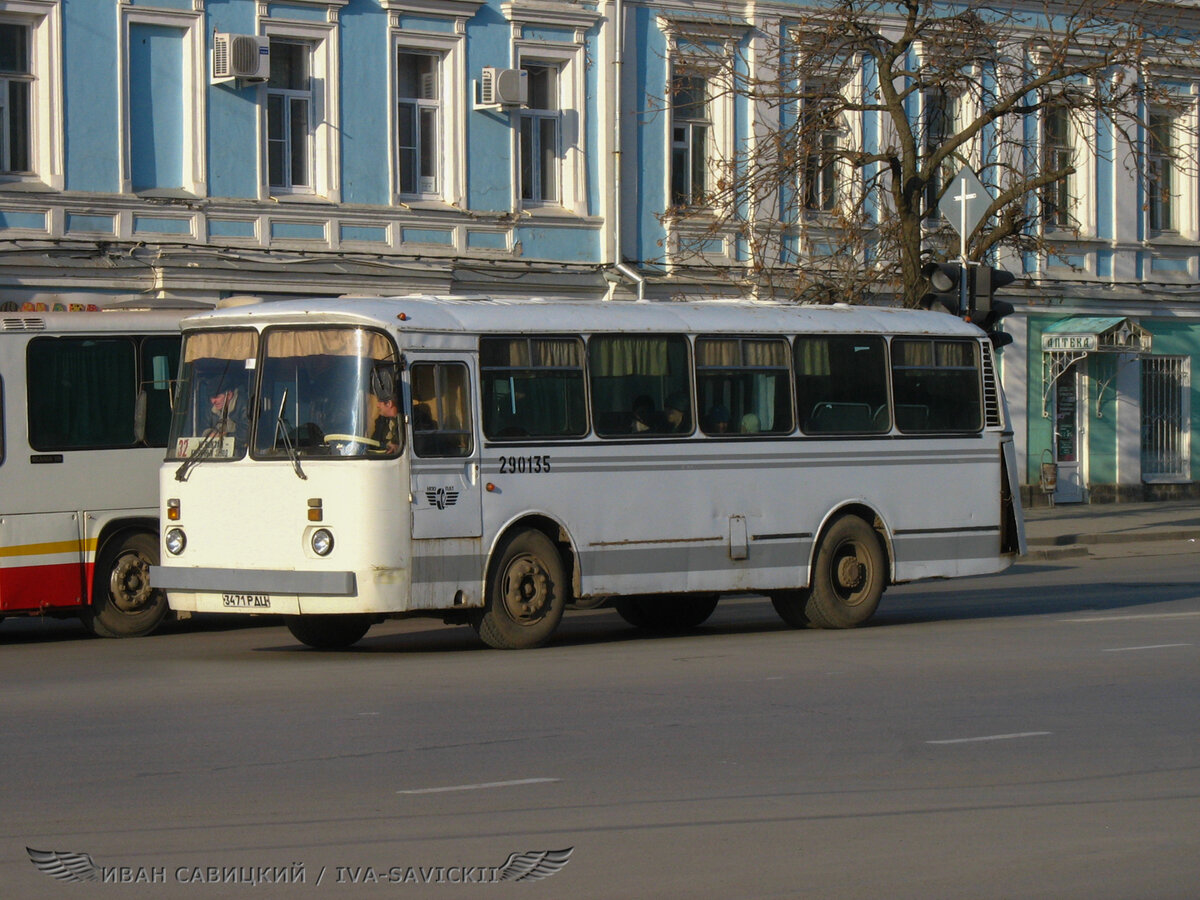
1007, 313, 1200, 505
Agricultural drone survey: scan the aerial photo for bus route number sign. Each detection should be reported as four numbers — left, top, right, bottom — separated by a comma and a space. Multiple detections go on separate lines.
222, 593, 271, 609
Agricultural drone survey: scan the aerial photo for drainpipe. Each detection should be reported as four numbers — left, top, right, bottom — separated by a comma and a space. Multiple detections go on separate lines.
608, 0, 646, 302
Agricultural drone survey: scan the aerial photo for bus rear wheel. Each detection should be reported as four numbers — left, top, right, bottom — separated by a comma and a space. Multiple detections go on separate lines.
803, 515, 886, 629
286, 614, 373, 650
84, 532, 169, 638
614, 594, 719, 631
475, 530, 565, 650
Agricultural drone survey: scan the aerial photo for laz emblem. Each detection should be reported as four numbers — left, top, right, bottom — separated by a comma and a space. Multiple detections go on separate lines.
426, 486, 460, 510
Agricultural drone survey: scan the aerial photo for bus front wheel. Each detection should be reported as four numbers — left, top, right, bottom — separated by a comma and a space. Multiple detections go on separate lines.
475, 530, 566, 650
802, 515, 887, 629
84, 532, 169, 638
286, 614, 373, 650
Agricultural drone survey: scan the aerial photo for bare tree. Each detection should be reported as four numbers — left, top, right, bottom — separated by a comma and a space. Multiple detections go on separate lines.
658, 0, 1200, 305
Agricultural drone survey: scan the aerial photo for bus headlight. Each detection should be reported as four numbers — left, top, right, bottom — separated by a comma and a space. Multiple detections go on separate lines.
165, 528, 187, 555
311, 528, 334, 557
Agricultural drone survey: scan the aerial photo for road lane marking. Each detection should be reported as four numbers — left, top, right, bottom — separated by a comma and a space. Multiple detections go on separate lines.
1102, 643, 1191, 653
927, 731, 1051, 745
1062, 611, 1200, 623
397, 778, 560, 795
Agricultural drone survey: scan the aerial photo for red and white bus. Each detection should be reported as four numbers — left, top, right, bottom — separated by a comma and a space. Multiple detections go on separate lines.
0, 309, 183, 636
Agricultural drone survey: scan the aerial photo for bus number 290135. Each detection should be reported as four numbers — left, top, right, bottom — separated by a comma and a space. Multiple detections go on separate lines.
497, 455, 551, 474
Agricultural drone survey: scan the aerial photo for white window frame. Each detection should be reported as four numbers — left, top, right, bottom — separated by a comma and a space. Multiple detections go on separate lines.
659, 26, 735, 219
518, 60, 561, 206
395, 48, 442, 199
512, 40, 587, 216
668, 67, 712, 209
0, 0, 61, 190
1033, 75, 1097, 239
796, 66, 863, 222
118, 6, 205, 196
388, 28, 465, 207
1143, 91, 1198, 241
259, 18, 339, 203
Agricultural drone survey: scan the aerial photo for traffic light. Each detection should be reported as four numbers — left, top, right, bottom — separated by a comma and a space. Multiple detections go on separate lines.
968, 265, 1016, 347
918, 261, 964, 315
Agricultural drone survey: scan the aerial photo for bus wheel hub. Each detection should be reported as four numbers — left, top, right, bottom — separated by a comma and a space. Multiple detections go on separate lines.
503, 557, 549, 621
111, 553, 153, 612
836, 556, 865, 591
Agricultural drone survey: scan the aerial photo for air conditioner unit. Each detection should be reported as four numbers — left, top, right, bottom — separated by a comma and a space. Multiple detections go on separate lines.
477, 67, 527, 108
211, 33, 270, 84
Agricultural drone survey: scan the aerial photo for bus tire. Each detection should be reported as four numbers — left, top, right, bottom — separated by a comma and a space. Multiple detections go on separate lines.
804, 515, 886, 629
769, 590, 810, 628
475, 530, 566, 650
615, 594, 719, 631
286, 614, 373, 650
84, 532, 169, 638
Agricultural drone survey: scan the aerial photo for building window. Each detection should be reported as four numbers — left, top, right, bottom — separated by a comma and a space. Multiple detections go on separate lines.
121, 7, 204, 195
260, 19, 337, 203
1147, 107, 1176, 233
1142, 355, 1190, 482
923, 87, 960, 219
670, 72, 710, 207
396, 50, 439, 197
266, 40, 312, 193
801, 89, 840, 213
0, 21, 30, 173
520, 64, 560, 204
1041, 104, 1074, 230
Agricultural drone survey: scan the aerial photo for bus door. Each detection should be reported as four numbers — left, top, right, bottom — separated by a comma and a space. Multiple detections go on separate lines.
407, 357, 482, 540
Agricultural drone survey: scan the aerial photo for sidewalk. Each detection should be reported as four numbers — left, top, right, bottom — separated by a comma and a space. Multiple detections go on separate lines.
1023, 500, 1200, 560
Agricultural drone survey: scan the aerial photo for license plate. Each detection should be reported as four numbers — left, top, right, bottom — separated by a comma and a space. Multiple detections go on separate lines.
222, 593, 271, 609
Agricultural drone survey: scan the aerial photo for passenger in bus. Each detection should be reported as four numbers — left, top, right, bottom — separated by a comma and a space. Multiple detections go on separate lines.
738, 412, 761, 434
370, 394, 400, 453
704, 404, 731, 434
664, 393, 691, 433
631, 395, 657, 433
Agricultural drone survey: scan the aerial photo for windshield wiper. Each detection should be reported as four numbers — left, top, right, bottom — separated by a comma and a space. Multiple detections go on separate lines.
174, 404, 231, 482
274, 388, 306, 481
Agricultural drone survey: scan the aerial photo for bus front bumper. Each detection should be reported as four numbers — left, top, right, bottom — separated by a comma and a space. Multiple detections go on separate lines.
150, 565, 356, 602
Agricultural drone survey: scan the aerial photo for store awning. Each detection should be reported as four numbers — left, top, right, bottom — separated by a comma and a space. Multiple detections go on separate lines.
1040, 316, 1152, 353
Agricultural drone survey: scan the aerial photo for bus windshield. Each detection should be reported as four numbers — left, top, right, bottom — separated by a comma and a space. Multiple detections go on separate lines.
252, 327, 401, 459
167, 329, 258, 462
168, 326, 402, 462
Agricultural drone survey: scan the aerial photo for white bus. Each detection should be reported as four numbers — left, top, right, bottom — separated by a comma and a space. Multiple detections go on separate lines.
0, 310, 183, 636
152, 296, 1024, 650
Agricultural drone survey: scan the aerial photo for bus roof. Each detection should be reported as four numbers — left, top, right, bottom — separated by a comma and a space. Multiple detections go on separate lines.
179, 295, 985, 339
0, 309, 188, 335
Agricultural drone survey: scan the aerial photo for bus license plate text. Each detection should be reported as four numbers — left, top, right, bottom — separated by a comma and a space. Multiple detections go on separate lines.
222, 593, 271, 609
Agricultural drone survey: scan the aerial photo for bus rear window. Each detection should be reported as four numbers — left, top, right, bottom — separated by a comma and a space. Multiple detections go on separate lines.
481, 337, 586, 440
891, 339, 982, 432
794, 336, 889, 434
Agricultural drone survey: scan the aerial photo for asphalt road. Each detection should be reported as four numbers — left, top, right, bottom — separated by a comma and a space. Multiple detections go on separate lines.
2, 549, 1198, 899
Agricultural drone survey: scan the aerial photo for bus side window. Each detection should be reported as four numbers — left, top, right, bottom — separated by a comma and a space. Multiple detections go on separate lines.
410, 361, 473, 457
588, 334, 691, 437
794, 335, 889, 435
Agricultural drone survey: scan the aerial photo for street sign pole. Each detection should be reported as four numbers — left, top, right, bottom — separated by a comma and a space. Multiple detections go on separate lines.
938, 165, 993, 318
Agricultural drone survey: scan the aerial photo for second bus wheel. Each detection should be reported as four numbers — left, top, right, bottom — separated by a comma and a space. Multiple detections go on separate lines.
803, 515, 887, 629
475, 529, 566, 650
84, 532, 170, 638
285, 614, 373, 650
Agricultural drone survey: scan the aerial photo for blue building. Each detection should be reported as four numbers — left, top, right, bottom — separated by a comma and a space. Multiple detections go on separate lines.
2, 0, 1200, 502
